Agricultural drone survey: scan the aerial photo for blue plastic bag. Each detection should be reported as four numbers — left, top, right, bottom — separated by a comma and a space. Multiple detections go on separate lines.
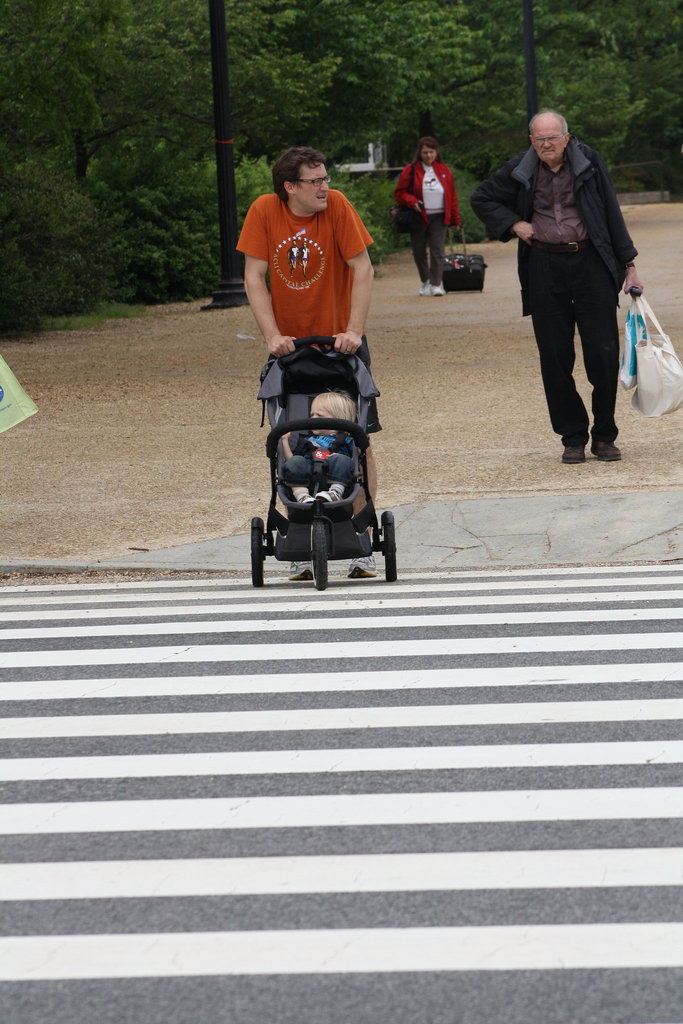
620, 297, 645, 391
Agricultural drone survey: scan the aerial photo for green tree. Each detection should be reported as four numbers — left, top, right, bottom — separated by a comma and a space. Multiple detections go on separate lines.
445, 0, 682, 178
1, 0, 681, 329
278, 0, 481, 163
0, 0, 126, 174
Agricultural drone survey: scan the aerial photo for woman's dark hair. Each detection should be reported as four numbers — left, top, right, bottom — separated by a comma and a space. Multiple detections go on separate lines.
413, 136, 442, 163
272, 146, 327, 202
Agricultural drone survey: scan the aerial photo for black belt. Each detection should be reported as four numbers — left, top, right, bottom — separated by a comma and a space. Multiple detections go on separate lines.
530, 239, 590, 253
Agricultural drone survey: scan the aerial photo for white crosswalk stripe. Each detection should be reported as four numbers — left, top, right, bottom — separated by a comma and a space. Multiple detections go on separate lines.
1, 564, 682, 1023
2, 697, 682, 736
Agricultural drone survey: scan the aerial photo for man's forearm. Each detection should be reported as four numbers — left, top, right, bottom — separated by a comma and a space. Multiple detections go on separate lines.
243, 268, 280, 344
345, 255, 374, 336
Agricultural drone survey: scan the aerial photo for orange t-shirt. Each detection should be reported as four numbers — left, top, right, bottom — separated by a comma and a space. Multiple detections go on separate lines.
237, 190, 373, 338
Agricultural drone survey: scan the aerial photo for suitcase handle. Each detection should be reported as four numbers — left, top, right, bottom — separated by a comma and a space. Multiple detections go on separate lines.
448, 227, 469, 261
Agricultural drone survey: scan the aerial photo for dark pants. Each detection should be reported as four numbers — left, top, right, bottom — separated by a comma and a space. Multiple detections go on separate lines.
528, 245, 620, 447
410, 213, 447, 286
282, 452, 355, 487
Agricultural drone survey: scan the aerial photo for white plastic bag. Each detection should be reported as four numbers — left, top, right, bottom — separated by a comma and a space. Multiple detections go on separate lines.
629, 295, 683, 417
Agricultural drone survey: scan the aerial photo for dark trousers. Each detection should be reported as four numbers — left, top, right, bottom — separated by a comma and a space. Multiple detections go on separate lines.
410, 213, 447, 285
528, 245, 620, 447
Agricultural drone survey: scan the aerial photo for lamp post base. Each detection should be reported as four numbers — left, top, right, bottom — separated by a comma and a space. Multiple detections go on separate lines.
202, 279, 249, 309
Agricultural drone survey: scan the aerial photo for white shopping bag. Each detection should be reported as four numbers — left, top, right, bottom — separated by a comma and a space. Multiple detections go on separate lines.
629, 295, 683, 418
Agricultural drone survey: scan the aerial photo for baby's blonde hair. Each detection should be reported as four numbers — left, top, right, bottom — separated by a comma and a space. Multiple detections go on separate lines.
312, 390, 357, 421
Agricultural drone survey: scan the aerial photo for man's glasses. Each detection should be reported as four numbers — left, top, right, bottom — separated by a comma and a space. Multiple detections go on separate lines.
296, 175, 331, 187
531, 135, 564, 145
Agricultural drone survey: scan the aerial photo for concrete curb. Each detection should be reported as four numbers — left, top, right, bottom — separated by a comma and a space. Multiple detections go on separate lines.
2, 490, 680, 576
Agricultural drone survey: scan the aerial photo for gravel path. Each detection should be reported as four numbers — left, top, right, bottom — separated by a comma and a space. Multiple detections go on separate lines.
1, 203, 681, 569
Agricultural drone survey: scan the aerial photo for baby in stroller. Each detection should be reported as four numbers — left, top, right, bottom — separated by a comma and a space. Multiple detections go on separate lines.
281, 391, 357, 505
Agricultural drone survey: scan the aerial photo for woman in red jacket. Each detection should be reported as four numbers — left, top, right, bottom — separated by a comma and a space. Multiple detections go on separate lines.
394, 136, 460, 295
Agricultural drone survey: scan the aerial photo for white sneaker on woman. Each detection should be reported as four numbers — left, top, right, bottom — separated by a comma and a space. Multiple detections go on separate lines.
431, 283, 446, 296
419, 281, 432, 296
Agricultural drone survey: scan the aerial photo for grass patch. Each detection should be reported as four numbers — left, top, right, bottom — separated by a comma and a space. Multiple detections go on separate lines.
45, 302, 147, 331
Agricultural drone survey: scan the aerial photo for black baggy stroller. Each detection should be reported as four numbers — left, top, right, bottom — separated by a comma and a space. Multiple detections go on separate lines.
251, 336, 397, 590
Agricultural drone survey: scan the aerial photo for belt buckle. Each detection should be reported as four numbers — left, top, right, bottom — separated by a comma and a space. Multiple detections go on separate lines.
567, 241, 579, 252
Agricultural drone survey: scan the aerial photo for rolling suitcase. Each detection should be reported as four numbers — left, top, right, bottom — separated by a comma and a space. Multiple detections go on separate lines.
443, 228, 486, 292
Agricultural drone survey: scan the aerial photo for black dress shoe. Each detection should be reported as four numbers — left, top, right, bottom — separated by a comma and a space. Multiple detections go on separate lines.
591, 441, 622, 461
562, 445, 586, 464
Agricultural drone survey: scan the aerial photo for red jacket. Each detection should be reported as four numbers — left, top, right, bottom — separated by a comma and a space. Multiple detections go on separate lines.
394, 160, 461, 227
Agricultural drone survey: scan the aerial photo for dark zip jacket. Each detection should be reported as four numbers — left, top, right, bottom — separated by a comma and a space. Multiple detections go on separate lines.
470, 136, 638, 315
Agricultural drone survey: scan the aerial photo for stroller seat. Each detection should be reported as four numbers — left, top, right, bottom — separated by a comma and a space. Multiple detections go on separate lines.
252, 337, 396, 589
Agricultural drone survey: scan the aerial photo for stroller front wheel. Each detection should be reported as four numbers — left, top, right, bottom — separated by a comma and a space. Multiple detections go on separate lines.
250, 517, 265, 587
311, 517, 329, 591
381, 510, 398, 582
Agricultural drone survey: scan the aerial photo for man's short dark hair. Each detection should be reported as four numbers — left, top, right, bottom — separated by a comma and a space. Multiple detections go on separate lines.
272, 146, 327, 202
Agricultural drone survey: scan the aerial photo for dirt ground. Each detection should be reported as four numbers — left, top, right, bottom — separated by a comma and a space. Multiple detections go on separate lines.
1, 202, 682, 565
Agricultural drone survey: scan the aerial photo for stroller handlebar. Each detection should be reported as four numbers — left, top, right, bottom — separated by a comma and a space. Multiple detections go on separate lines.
266, 417, 370, 458
293, 335, 337, 350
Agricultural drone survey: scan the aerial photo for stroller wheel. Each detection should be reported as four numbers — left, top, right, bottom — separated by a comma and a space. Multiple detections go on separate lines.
250, 517, 265, 587
381, 510, 398, 582
311, 517, 329, 591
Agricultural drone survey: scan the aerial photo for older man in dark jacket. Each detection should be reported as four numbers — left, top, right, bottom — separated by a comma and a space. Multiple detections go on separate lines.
471, 109, 644, 464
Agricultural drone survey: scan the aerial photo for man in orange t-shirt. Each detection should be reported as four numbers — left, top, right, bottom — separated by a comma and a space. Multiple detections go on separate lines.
238, 146, 375, 360
238, 146, 380, 579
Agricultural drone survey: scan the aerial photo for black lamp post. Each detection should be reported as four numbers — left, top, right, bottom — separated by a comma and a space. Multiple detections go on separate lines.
203, 0, 248, 309
522, 0, 538, 127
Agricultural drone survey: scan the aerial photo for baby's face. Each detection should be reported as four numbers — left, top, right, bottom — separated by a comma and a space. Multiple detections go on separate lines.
310, 397, 332, 434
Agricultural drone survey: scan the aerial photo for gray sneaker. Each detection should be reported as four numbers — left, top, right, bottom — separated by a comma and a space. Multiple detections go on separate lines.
348, 554, 377, 579
289, 561, 313, 581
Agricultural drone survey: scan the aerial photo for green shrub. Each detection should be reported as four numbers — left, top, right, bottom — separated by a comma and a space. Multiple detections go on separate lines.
234, 154, 274, 226
328, 171, 397, 264
450, 168, 488, 244
0, 163, 116, 333
87, 144, 220, 304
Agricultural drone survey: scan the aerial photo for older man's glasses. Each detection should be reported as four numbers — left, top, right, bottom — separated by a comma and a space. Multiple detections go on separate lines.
296, 175, 331, 187
531, 135, 564, 145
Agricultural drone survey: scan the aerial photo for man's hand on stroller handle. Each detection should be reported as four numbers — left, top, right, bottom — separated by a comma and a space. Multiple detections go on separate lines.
333, 330, 362, 354
267, 333, 296, 357
267, 333, 361, 357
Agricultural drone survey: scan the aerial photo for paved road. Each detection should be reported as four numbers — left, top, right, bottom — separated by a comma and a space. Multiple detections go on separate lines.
1, 567, 682, 1023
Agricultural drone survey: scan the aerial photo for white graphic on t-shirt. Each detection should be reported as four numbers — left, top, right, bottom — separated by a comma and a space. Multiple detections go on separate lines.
274, 230, 325, 290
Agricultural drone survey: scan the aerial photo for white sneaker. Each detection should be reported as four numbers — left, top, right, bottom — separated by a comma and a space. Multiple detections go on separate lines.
419, 281, 432, 296
297, 494, 315, 504
430, 283, 446, 296
348, 554, 377, 579
289, 561, 313, 581
316, 486, 345, 502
